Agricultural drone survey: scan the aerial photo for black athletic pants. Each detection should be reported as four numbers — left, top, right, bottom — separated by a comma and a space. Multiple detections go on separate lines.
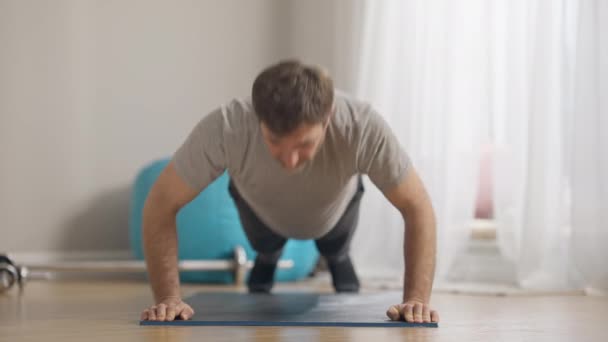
228, 177, 364, 264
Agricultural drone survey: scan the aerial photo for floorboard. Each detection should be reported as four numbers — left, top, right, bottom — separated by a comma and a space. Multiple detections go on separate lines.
1, 278, 606, 341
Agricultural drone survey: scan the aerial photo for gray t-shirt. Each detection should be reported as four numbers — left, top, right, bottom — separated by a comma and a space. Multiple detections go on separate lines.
173, 91, 410, 239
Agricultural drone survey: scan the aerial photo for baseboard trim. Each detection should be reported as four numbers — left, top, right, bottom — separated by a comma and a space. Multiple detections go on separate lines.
5, 250, 134, 264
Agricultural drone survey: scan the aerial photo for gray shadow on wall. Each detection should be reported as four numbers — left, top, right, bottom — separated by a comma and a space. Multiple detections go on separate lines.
60, 185, 132, 252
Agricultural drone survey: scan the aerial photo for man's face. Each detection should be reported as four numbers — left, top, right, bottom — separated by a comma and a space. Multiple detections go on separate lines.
260, 118, 330, 172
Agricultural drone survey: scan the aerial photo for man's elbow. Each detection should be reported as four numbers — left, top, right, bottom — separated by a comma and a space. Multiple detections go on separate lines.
399, 200, 436, 231
145, 183, 181, 217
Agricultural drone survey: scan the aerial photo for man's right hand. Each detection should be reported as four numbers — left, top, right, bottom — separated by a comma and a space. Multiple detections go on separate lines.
141, 162, 200, 322
140, 297, 195, 321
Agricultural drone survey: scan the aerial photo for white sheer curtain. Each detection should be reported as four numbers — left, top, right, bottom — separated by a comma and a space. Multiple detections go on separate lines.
568, 0, 608, 292
492, 0, 608, 291
349, 0, 608, 291
491, 0, 575, 290
350, 0, 488, 281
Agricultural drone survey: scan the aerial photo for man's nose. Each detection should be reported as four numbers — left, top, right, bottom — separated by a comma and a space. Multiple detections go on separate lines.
282, 151, 299, 169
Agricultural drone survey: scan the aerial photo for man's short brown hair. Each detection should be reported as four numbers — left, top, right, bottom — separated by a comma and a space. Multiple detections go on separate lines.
252, 60, 334, 136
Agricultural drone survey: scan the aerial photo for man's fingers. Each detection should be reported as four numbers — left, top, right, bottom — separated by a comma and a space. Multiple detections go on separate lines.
141, 300, 191, 321
179, 306, 195, 320
431, 310, 440, 323
148, 306, 157, 321
422, 305, 431, 323
413, 303, 423, 323
386, 305, 401, 321
386, 303, 438, 323
403, 303, 414, 322
156, 303, 167, 321
166, 304, 177, 321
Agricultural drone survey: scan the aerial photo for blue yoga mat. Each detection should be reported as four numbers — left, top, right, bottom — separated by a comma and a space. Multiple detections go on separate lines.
140, 292, 438, 328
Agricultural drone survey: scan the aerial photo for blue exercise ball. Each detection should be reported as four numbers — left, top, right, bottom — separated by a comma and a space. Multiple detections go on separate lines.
129, 159, 319, 284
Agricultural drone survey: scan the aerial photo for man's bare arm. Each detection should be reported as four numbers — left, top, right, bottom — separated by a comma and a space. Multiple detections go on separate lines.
383, 166, 439, 323
141, 161, 199, 320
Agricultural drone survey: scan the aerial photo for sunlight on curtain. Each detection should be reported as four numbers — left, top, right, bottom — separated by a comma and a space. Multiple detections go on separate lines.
350, 0, 607, 291
492, 0, 608, 291
350, 0, 488, 281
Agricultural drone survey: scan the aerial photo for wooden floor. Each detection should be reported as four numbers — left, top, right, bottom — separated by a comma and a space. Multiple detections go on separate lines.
1, 278, 607, 342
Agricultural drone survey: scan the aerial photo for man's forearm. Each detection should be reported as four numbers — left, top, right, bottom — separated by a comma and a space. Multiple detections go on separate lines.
142, 198, 181, 303
402, 207, 437, 303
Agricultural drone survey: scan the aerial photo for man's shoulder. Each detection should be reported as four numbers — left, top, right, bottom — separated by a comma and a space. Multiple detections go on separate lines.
220, 96, 255, 120
222, 96, 254, 114
333, 90, 378, 129
210, 96, 257, 133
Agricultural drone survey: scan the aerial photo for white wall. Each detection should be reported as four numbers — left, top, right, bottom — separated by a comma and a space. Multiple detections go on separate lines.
286, 0, 364, 93
0, 0, 361, 256
0, 0, 289, 253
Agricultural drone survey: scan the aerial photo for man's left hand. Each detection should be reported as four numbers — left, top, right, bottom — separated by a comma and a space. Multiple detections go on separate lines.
386, 300, 439, 323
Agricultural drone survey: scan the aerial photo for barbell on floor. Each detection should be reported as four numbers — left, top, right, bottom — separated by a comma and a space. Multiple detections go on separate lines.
0, 246, 294, 293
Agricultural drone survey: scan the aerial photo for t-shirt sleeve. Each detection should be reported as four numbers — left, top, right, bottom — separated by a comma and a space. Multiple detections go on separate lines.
356, 107, 411, 192
172, 108, 226, 192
